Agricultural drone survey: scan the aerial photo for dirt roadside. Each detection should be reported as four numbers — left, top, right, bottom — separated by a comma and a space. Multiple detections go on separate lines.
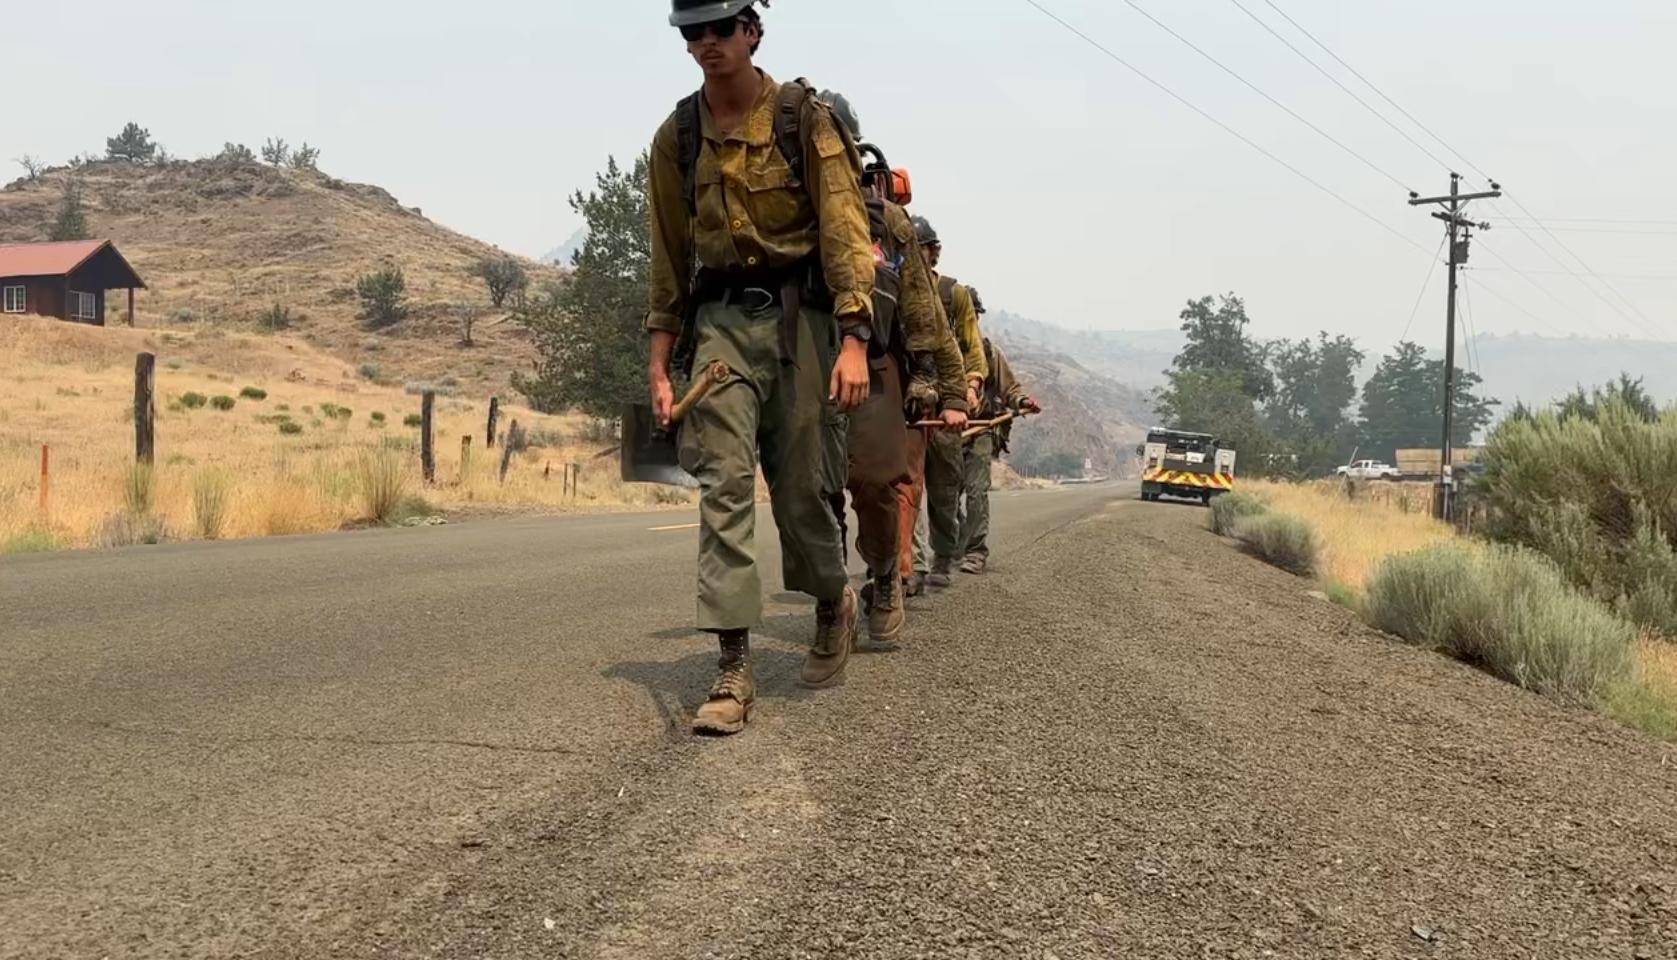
340, 496, 1676, 959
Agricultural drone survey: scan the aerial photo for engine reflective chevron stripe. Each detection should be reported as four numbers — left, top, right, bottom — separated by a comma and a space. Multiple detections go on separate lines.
1142, 469, 1237, 490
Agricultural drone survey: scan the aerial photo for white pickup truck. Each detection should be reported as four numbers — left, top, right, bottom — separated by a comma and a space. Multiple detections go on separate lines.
1336, 459, 1402, 481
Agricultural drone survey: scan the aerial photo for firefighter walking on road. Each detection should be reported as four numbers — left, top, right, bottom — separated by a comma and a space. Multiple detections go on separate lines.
957, 326, 1040, 574
645, 0, 876, 735
906, 216, 987, 590
815, 91, 971, 644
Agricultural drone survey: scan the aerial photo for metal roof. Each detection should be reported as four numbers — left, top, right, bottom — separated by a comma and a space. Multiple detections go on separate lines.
0, 240, 113, 278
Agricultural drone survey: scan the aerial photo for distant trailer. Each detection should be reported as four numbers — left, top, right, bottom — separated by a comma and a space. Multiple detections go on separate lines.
1394, 448, 1482, 479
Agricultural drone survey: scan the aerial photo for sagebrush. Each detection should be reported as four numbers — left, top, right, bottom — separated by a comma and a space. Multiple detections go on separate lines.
1233, 512, 1319, 577
1482, 398, 1677, 635
1366, 544, 1635, 703
1209, 491, 1266, 536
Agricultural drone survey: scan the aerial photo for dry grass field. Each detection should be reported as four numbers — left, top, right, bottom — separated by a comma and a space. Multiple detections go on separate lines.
0, 317, 689, 552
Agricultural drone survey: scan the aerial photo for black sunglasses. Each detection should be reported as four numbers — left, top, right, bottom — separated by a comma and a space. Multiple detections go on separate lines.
680, 17, 744, 43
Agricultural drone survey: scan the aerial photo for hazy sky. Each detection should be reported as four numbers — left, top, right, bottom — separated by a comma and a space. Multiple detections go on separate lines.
8, 0, 1677, 351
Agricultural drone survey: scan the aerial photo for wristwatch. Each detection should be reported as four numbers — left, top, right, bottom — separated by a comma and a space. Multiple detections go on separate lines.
842, 324, 873, 346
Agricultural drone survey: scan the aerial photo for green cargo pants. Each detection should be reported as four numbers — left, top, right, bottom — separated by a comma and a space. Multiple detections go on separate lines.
677, 298, 849, 632
922, 428, 965, 568
958, 434, 995, 560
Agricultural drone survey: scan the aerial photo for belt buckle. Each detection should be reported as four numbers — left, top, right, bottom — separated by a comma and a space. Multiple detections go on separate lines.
740, 286, 775, 312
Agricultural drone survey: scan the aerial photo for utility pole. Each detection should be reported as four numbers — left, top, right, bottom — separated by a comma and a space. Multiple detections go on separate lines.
1409, 173, 1499, 521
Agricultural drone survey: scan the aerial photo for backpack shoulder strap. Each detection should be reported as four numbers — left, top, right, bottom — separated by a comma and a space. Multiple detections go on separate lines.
773, 78, 814, 187
674, 91, 703, 216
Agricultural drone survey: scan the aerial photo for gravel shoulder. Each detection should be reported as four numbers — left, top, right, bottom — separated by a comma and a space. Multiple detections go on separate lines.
368, 497, 1677, 959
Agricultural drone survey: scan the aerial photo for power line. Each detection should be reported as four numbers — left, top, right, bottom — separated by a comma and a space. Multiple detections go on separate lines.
1476, 267, 1677, 281
1459, 277, 1481, 375
1487, 201, 1661, 337
1257, 0, 1491, 181
1225, 0, 1453, 174
1400, 234, 1447, 343
1476, 225, 1677, 236
1463, 271, 1573, 338
1498, 217, 1677, 226
1256, 0, 1668, 336
1469, 237, 1580, 333
1019, 0, 1431, 257
1119, 0, 1415, 193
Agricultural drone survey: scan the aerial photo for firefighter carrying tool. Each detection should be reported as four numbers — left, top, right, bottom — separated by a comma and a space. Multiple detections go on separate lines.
1138, 428, 1236, 505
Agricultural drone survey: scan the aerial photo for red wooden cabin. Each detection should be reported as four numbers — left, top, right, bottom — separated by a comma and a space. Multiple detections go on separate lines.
0, 240, 147, 326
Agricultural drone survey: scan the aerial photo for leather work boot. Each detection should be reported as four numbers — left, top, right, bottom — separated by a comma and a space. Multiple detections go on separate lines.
864, 572, 904, 649
859, 578, 876, 613
927, 556, 954, 589
903, 572, 926, 598
801, 586, 858, 688
693, 633, 755, 736
960, 554, 987, 575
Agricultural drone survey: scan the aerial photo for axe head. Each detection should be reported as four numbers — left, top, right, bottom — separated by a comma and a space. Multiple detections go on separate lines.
619, 402, 698, 488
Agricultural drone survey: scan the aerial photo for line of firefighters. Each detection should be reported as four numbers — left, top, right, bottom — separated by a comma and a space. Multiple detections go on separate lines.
647, 0, 1039, 734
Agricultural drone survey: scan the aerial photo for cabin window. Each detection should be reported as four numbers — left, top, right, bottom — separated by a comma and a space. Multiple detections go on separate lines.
1, 286, 23, 313
69, 291, 97, 321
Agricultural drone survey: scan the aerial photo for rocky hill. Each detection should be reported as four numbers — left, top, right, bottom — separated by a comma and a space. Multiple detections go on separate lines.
995, 339, 1156, 478
0, 159, 558, 397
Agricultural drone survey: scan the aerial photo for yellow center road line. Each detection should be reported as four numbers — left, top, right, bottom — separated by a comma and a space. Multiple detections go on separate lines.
649, 522, 701, 532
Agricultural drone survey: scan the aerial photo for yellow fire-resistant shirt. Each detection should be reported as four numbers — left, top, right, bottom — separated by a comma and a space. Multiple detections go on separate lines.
645, 71, 874, 337
936, 273, 989, 383
882, 200, 969, 413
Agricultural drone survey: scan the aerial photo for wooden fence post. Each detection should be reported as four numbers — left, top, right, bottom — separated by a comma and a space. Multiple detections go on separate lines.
499, 419, 524, 484
420, 390, 436, 484
460, 435, 473, 483
39, 444, 49, 513
487, 397, 500, 449
134, 352, 156, 466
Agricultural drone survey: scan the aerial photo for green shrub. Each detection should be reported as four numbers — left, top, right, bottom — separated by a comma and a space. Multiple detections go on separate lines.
403, 413, 423, 428
2, 528, 65, 555
1233, 513, 1319, 577
356, 443, 410, 524
370, 411, 386, 423
192, 470, 232, 540
278, 421, 304, 436
276, 403, 291, 412
1209, 491, 1266, 536
259, 303, 292, 330
210, 395, 236, 412
123, 464, 155, 515
179, 392, 208, 409
1324, 581, 1360, 611
355, 266, 408, 328
358, 363, 381, 381
1366, 544, 1635, 703
1482, 398, 1677, 635
239, 386, 268, 401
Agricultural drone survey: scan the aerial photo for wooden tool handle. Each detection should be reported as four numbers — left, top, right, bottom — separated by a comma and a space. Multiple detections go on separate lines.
961, 411, 1015, 440
670, 362, 729, 425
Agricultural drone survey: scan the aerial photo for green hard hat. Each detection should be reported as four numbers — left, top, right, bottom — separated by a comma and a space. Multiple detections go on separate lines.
670, 0, 758, 27
913, 216, 940, 247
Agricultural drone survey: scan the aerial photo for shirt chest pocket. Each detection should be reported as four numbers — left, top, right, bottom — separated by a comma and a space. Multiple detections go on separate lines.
742, 147, 803, 236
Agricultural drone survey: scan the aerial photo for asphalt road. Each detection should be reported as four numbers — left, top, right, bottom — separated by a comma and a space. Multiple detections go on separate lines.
3, 485, 1675, 959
